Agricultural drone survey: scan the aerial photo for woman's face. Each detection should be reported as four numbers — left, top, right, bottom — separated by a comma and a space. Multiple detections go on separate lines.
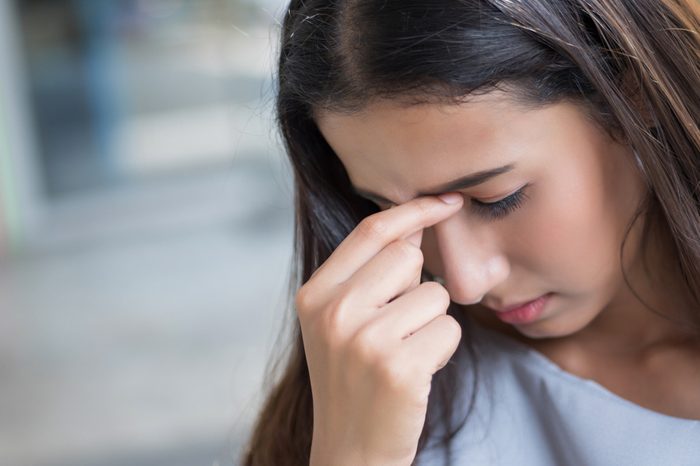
315, 92, 651, 339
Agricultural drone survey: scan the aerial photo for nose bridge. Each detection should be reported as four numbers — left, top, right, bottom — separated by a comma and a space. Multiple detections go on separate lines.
432, 211, 507, 304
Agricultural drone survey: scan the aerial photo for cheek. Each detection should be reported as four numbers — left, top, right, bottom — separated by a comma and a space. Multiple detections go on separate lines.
419, 174, 632, 291
417, 198, 612, 283
511, 176, 624, 291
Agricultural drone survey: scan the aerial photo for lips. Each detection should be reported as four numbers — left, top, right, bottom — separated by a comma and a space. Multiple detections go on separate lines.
486, 294, 548, 313
489, 293, 552, 324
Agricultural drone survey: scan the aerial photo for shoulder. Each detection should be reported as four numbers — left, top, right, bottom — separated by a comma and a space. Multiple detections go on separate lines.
416, 315, 700, 466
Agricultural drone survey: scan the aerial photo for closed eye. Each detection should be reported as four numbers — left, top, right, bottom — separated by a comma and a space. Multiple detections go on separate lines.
471, 184, 529, 220
369, 184, 530, 220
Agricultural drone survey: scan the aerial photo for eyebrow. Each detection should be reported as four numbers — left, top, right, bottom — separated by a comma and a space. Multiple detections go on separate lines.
353, 163, 516, 205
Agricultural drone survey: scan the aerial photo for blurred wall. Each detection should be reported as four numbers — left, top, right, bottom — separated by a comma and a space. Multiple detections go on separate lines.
0, 1, 293, 465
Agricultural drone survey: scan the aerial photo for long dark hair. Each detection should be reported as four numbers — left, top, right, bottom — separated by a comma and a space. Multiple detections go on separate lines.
242, 1, 700, 464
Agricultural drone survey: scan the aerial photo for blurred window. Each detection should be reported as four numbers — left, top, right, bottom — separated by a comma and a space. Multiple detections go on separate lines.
16, 0, 278, 197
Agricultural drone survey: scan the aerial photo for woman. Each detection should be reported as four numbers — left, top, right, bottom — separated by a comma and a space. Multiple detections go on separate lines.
243, 0, 700, 464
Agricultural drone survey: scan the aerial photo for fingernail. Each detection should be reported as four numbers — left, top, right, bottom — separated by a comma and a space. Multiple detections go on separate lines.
438, 193, 462, 204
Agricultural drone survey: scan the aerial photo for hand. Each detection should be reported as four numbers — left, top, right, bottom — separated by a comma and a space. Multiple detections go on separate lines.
295, 193, 464, 466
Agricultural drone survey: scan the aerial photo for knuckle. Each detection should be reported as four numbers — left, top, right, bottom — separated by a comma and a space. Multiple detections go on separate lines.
416, 197, 436, 217
440, 314, 462, 340
323, 296, 352, 337
436, 285, 452, 308
421, 281, 451, 307
357, 215, 389, 241
391, 240, 424, 267
350, 327, 383, 363
294, 284, 315, 316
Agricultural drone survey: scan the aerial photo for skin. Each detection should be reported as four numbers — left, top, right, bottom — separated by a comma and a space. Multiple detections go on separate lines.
315, 91, 700, 420
298, 195, 465, 465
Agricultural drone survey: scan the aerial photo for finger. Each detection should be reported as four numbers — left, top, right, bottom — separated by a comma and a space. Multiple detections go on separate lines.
312, 194, 463, 288
401, 314, 462, 375
393, 228, 423, 296
405, 272, 421, 298
372, 281, 451, 341
339, 238, 423, 312
404, 229, 423, 248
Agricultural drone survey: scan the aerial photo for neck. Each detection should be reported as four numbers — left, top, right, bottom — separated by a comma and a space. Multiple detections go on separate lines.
576, 219, 699, 355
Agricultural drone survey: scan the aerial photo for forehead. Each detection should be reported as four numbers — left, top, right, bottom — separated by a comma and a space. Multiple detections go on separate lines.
317, 95, 519, 150
315, 94, 548, 198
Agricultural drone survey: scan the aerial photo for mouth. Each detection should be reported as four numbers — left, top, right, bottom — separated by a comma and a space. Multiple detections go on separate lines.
484, 293, 553, 324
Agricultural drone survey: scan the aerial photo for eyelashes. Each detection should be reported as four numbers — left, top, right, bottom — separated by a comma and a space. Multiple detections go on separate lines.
471, 184, 529, 220
371, 183, 530, 221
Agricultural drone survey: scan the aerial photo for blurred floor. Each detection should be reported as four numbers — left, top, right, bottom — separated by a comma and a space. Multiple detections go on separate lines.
0, 154, 295, 466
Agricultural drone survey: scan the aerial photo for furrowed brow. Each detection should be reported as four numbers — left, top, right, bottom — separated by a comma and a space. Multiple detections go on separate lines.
354, 164, 515, 205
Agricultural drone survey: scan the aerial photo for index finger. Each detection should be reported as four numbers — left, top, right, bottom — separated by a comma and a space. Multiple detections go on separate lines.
311, 192, 463, 286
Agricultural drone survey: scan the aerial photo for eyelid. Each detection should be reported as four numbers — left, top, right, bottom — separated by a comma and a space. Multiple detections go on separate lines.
472, 186, 523, 203
470, 184, 529, 220
373, 184, 527, 208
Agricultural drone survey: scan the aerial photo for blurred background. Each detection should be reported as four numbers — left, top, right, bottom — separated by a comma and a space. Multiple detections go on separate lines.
0, 0, 294, 465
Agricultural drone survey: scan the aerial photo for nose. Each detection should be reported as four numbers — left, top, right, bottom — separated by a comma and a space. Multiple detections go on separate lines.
427, 209, 509, 305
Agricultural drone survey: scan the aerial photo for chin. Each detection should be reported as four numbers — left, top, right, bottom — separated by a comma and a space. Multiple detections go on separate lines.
514, 322, 573, 339
514, 310, 594, 340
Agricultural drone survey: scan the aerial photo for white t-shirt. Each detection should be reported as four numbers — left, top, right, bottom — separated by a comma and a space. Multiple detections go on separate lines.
414, 318, 700, 465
